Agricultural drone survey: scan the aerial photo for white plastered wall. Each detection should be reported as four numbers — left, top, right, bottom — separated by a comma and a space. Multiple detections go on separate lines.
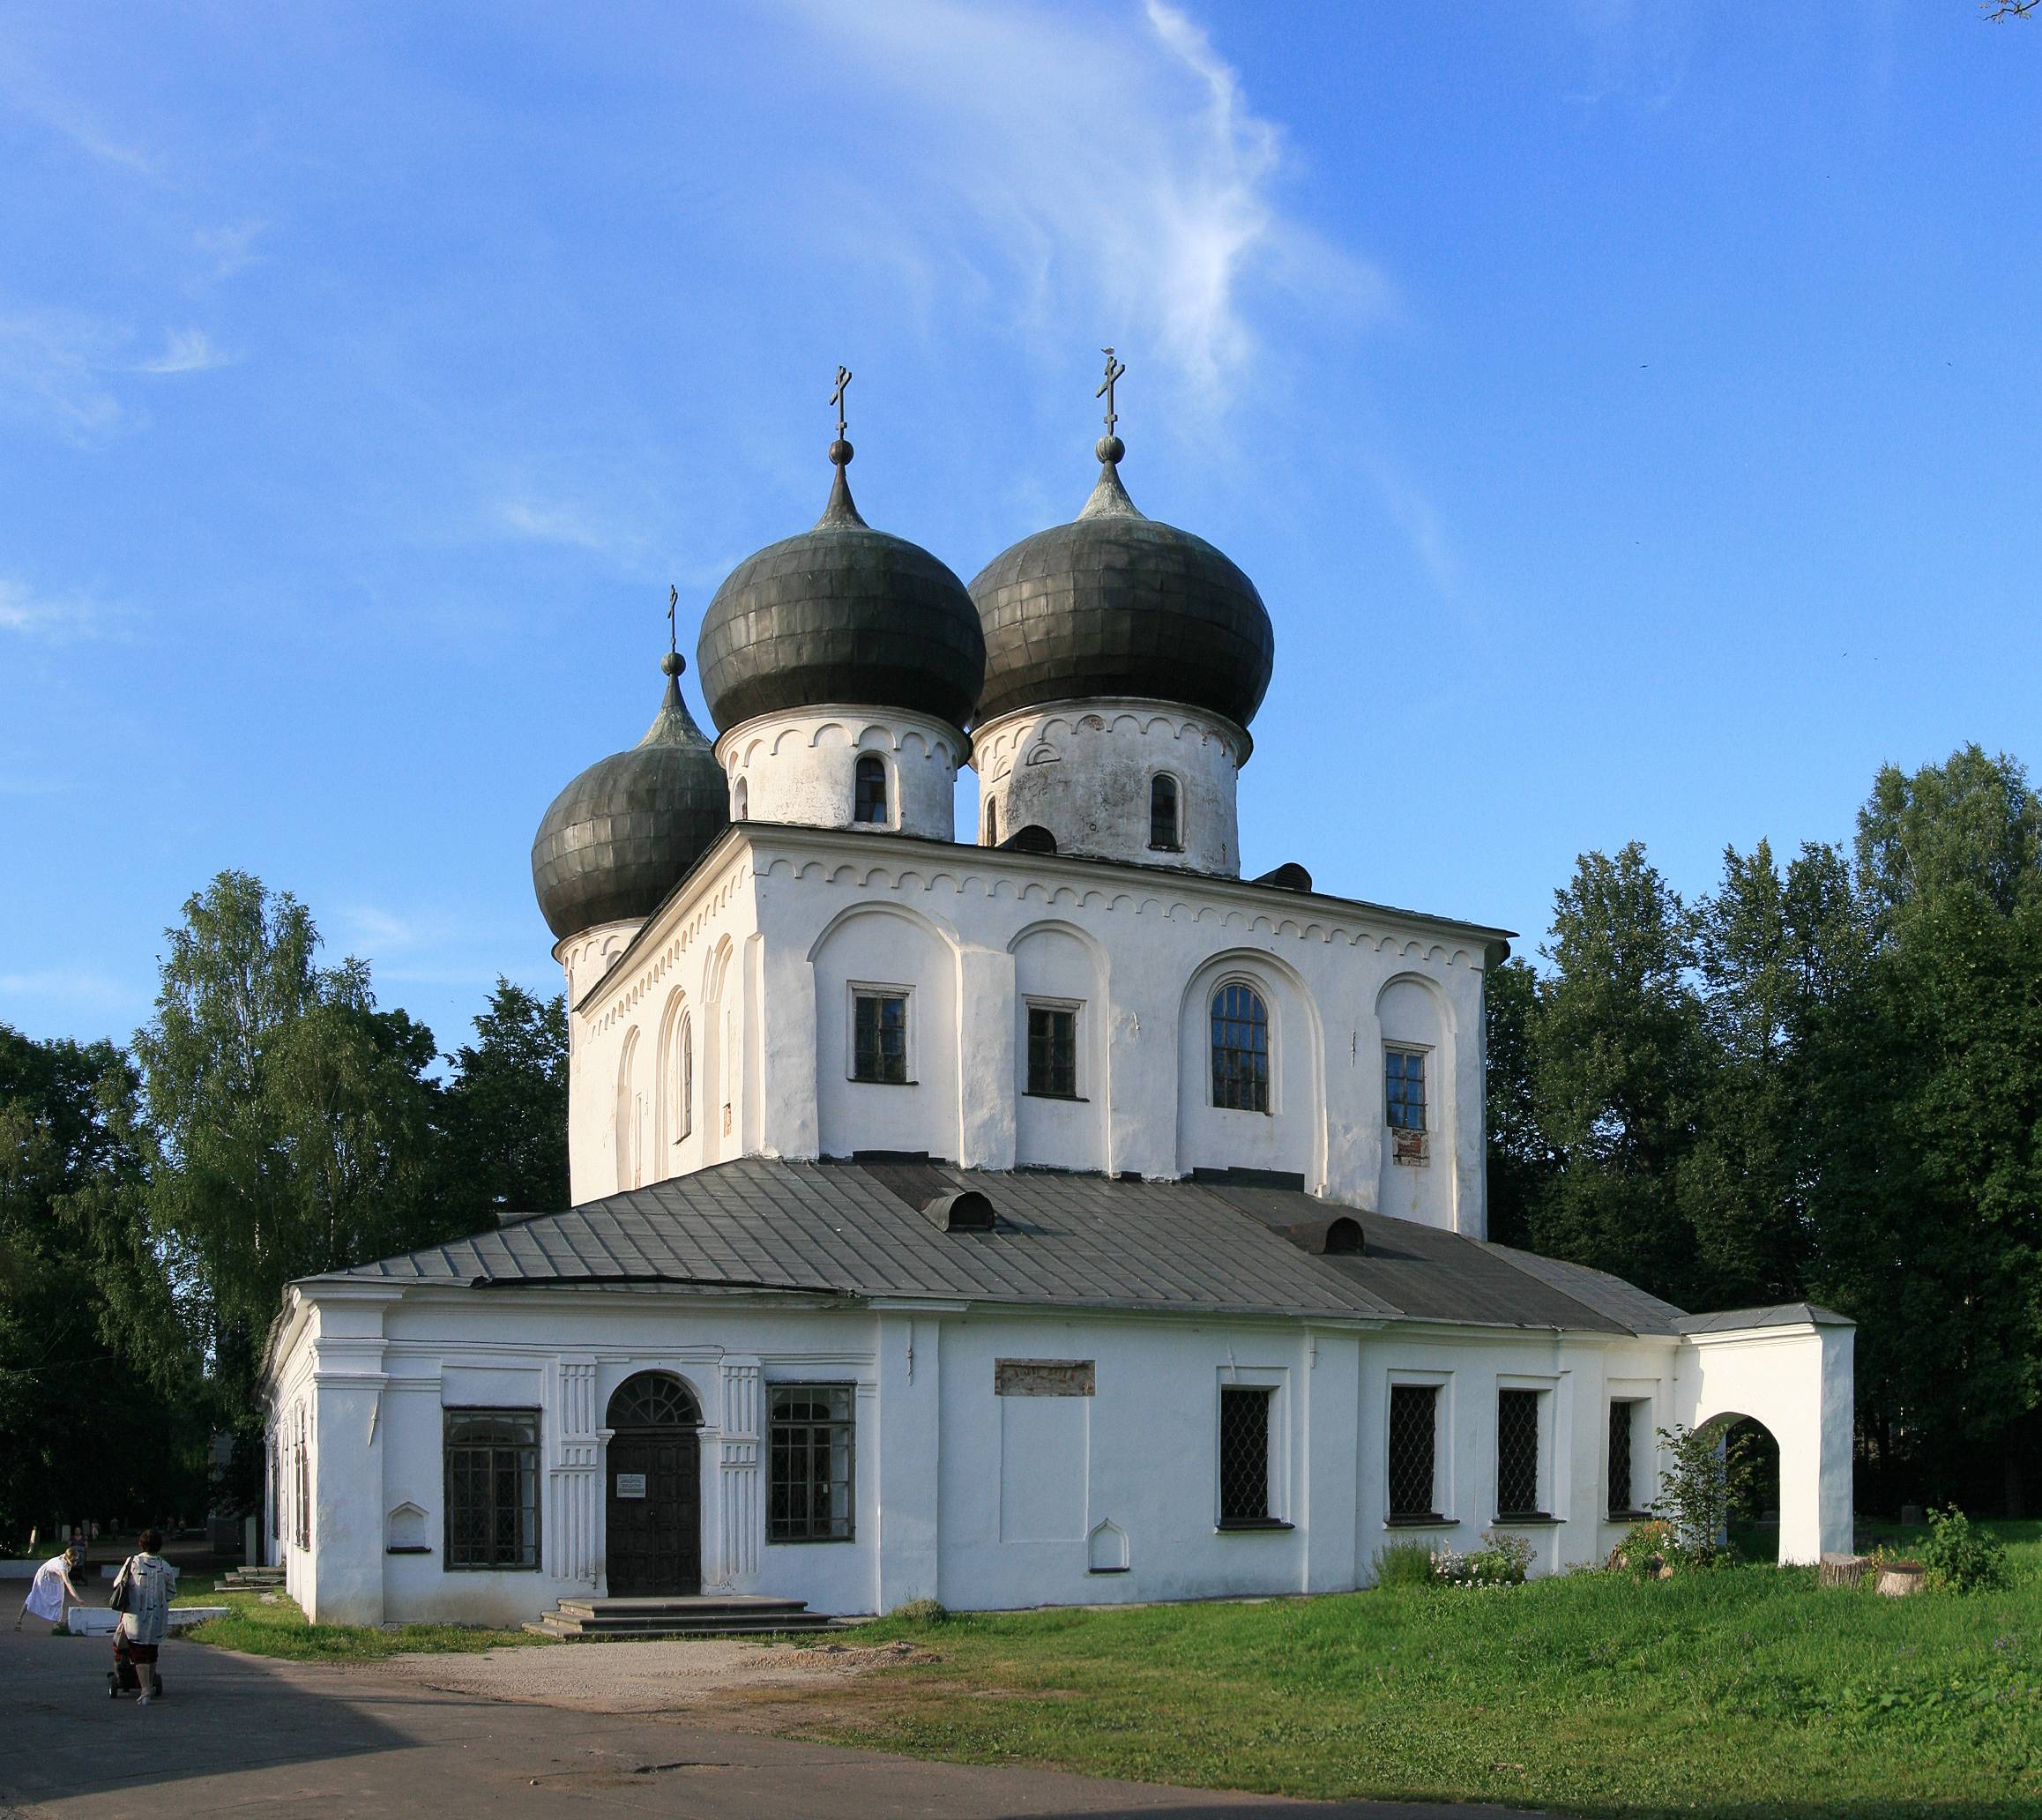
972, 700, 1245, 875
719, 706, 964, 841
1673, 1318, 1856, 1564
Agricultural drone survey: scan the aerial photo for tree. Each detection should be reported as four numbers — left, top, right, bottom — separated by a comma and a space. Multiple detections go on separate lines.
0, 1025, 205, 1540
1482, 956, 1549, 1250
439, 979, 570, 1227
1814, 749, 2042, 1515
1525, 843, 1705, 1301
132, 873, 457, 1444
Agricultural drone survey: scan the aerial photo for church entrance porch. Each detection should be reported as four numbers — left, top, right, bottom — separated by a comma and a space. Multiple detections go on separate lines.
604, 1372, 703, 1597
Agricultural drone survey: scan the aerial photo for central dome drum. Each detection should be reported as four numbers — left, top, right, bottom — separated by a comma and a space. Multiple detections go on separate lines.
697, 446, 985, 735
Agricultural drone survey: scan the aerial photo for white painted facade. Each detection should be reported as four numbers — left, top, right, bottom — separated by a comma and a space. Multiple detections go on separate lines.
262, 1275, 1855, 1626
719, 705, 966, 843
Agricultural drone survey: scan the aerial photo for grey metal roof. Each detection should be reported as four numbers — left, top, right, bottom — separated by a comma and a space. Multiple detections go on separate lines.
531, 661, 729, 941
1674, 1302, 1853, 1333
322, 1159, 1694, 1336
697, 459, 984, 735
969, 448, 1275, 730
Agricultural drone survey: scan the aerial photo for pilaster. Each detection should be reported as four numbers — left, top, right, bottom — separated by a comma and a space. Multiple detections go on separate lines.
717, 1356, 764, 1589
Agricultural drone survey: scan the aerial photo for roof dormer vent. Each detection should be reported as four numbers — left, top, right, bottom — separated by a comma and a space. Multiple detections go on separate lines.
923, 1189, 996, 1233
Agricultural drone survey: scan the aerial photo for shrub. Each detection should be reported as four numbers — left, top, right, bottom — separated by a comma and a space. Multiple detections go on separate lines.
1609, 1518, 1679, 1578
1434, 1529, 1534, 1587
1372, 1542, 1436, 1589
1653, 1423, 1740, 1564
891, 1597, 948, 1624
1920, 1506, 2008, 1594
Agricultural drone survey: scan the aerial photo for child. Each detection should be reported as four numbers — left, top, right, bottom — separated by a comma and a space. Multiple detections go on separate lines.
13, 1544, 85, 1631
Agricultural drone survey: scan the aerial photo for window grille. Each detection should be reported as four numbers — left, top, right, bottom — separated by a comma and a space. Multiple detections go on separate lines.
1026, 1004, 1078, 1098
1387, 1384, 1439, 1518
1608, 1401, 1635, 1515
1149, 774, 1181, 850
1385, 1048, 1427, 1131
852, 992, 908, 1083
1211, 982, 1271, 1113
675, 1012, 694, 1140
770, 1384, 855, 1542
984, 799, 999, 846
1496, 1390, 1542, 1518
606, 1372, 702, 1429
270, 1442, 280, 1542
853, 755, 888, 824
443, 1409, 540, 1570
295, 1407, 309, 1552
1218, 1385, 1274, 1523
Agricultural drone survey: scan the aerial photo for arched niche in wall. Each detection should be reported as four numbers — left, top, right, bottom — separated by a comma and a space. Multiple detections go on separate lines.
1009, 919, 1109, 1174
699, 936, 737, 1165
614, 1026, 643, 1193
653, 987, 694, 1165
808, 902, 963, 1164
1373, 973, 1454, 1230
1174, 948, 1326, 1190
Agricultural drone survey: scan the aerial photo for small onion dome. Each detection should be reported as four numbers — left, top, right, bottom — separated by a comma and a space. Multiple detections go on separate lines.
530, 653, 730, 942
968, 436, 1274, 729
696, 442, 985, 734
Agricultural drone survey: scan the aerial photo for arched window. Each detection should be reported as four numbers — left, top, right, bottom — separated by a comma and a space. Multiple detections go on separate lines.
1149, 774, 1181, 851
674, 1012, 694, 1141
984, 797, 1000, 846
607, 1370, 703, 1429
1211, 981, 1270, 1113
734, 776, 749, 821
853, 754, 888, 824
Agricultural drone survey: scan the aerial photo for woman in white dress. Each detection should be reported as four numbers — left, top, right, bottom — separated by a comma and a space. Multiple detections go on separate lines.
13, 1545, 85, 1631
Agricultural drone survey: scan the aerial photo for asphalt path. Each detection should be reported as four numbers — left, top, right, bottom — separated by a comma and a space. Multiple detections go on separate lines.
0, 1622, 1547, 1820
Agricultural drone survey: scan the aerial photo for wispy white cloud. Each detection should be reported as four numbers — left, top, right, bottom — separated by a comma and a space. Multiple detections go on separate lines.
788, 0, 1389, 412
496, 496, 635, 559
195, 220, 267, 283
130, 326, 233, 376
0, 967, 135, 1008
0, 310, 129, 442
0, 53, 158, 178
0, 574, 108, 641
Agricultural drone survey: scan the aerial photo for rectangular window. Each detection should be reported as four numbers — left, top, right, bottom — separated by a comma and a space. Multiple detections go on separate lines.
1385, 1047, 1427, 1131
443, 1409, 540, 1570
1387, 1384, 1440, 1519
852, 991, 908, 1084
1496, 1389, 1543, 1519
1025, 1004, 1078, 1099
769, 1384, 856, 1542
1609, 1401, 1636, 1516
1218, 1385, 1276, 1525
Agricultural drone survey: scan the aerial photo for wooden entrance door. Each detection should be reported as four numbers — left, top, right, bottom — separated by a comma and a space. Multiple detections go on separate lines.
605, 1428, 701, 1597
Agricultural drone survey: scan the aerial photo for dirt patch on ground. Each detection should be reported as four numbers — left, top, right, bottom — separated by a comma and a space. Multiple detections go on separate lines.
377, 1636, 938, 1716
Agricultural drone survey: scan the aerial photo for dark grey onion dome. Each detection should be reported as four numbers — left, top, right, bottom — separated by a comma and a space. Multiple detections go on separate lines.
697, 445, 985, 734
531, 653, 730, 942
968, 439, 1275, 729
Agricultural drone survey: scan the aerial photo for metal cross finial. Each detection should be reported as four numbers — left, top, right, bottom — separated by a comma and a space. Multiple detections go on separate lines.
667, 583, 678, 656
831, 365, 853, 441
1096, 347, 1127, 436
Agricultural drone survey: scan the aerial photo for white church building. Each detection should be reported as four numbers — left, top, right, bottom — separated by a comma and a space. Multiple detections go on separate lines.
263, 389, 1854, 1629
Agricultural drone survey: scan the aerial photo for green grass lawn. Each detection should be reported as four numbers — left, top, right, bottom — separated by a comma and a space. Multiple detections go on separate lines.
813, 1522, 2042, 1820
171, 1573, 546, 1662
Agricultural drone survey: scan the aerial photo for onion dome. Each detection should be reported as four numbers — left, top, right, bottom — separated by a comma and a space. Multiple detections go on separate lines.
696, 439, 985, 734
968, 433, 1274, 729
531, 652, 729, 942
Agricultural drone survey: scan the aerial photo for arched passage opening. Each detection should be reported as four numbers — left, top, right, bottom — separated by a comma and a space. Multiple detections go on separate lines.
1695, 1411, 1784, 1563
604, 1371, 704, 1596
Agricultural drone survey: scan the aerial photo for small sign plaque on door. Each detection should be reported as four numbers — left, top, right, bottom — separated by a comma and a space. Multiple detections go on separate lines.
615, 1473, 647, 1499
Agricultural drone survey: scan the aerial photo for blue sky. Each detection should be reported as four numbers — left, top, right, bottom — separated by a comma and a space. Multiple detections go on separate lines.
3, 2, 2038, 1052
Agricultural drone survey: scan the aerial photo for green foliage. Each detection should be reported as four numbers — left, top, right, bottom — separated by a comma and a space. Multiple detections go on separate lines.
1608, 1517, 1679, 1577
0, 1023, 207, 1539
890, 1597, 948, 1624
438, 978, 570, 1227
1484, 746, 2042, 1510
176, 1576, 543, 1660
1431, 1528, 1534, 1587
1921, 1505, 2010, 1594
1653, 1422, 1734, 1563
1369, 1541, 1435, 1588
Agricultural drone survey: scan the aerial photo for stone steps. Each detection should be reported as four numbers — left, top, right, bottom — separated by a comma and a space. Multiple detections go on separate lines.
526, 1593, 841, 1641
220, 1568, 286, 1592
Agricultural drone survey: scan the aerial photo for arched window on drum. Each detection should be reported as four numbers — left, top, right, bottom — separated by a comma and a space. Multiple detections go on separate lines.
853, 754, 888, 825
1210, 981, 1270, 1113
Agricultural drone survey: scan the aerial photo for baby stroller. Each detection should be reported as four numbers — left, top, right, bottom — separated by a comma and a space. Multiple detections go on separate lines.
108, 1632, 165, 1700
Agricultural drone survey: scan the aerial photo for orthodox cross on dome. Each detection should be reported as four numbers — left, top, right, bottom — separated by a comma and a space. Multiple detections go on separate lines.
1096, 347, 1126, 437
831, 364, 853, 443
667, 583, 678, 657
